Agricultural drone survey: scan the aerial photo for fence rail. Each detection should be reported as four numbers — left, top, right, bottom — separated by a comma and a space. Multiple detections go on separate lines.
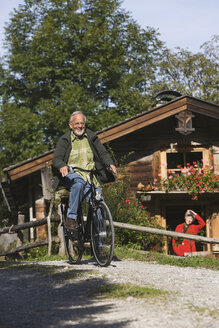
0, 217, 57, 235
0, 238, 59, 257
1, 217, 219, 257
113, 221, 219, 245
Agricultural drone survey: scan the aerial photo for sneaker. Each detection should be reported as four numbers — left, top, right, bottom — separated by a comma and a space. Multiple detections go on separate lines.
65, 217, 77, 231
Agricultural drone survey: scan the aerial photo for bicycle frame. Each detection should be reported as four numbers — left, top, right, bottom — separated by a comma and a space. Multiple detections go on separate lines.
62, 165, 115, 266
68, 166, 102, 241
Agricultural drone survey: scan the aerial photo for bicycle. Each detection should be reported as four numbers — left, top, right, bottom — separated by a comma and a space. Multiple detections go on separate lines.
60, 166, 115, 267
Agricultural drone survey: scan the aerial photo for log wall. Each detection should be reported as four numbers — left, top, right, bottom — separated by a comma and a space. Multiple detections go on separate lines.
108, 113, 219, 191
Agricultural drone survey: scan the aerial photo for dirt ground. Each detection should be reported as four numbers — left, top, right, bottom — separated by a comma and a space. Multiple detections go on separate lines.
0, 258, 218, 328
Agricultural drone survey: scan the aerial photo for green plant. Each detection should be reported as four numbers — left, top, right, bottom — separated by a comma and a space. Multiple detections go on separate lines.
101, 172, 130, 220
102, 174, 164, 250
153, 161, 219, 200
115, 198, 163, 250
22, 244, 60, 261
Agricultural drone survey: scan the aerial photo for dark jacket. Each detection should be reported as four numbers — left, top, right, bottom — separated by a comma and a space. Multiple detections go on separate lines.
52, 128, 115, 190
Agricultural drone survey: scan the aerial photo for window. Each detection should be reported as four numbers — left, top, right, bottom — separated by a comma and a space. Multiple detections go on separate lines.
167, 152, 203, 170
160, 147, 209, 179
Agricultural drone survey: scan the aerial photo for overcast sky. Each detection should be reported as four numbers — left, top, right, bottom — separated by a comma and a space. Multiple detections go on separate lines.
0, 0, 218, 56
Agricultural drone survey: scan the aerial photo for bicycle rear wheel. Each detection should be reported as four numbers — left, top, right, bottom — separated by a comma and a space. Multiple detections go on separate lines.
62, 204, 84, 264
63, 227, 83, 264
91, 201, 114, 267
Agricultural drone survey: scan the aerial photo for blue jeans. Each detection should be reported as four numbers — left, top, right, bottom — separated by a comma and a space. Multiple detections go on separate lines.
62, 172, 102, 220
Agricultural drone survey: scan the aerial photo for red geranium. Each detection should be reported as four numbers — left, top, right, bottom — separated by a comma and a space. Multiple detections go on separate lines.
153, 161, 219, 200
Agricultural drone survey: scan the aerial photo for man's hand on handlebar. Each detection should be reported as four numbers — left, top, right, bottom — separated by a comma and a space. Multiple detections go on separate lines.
109, 164, 117, 176
60, 166, 69, 177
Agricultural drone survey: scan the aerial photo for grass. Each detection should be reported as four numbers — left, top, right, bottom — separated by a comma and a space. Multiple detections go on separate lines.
3, 244, 219, 271
189, 305, 219, 319
24, 253, 68, 262
14, 244, 93, 262
114, 247, 219, 270
92, 282, 168, 299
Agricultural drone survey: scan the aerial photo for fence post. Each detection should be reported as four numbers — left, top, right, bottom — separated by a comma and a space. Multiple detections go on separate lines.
17, 214, 24, 255
57, 204, 65, 257
211, 211, 219, 258
35, 198, 47, 240
47, 198, 54, 256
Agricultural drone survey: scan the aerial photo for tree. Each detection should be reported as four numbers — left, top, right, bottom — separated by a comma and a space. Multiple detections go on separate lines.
0, 103, 47, 171
0, 0, 163, 164
153, 35, 219, 103
2, 0, 216, 174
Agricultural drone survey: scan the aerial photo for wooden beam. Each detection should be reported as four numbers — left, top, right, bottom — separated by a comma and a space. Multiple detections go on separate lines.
98, 100, 188, 142
41, 167, 53, 200
4, 153, 53, 181
186, 97, 219, 119
98, 96, 219, 143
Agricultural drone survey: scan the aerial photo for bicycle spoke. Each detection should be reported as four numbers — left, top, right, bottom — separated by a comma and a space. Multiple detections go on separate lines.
62, 202, 84, 264
60, 169, 115, 267
91, 201, 114, 267
63, 226, 83, 264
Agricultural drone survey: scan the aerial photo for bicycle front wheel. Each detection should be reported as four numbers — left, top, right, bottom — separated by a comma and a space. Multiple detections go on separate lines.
91, 201, 115, 267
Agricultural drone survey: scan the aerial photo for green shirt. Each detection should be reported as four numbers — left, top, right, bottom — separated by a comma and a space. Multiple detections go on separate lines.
68, 132, 99, 186
52, 128, 115, 191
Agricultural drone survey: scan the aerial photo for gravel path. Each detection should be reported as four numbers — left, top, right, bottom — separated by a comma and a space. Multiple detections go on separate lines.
0, 258, 218, 328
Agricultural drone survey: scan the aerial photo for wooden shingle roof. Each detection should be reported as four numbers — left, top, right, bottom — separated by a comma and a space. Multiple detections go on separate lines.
97, 96, 219, 143
3, 151, 54, 181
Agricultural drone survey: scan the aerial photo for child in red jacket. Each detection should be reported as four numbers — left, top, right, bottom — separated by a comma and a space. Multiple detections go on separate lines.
172, 209, 206, 256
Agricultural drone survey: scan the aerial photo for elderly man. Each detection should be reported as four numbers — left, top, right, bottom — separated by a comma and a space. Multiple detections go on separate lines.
52, 111, 117, 230
172, 209, 206, 256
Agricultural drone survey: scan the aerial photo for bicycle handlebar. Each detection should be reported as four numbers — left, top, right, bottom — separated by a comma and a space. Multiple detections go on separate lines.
69, 166, 95, 173
68, 165, 113, 174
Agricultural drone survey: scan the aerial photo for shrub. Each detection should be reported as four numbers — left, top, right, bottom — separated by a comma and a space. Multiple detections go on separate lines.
22, 243, 60, 261
102, 174, 164, 250
115, 198, 163, 250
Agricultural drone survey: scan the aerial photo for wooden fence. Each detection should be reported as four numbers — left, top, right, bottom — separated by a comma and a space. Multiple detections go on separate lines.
1, 217, 219, 257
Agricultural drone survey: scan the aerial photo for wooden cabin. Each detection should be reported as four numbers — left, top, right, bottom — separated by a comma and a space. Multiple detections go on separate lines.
97, 95, 219, 255
1, 95, 219, 255
1, 151, 54, 240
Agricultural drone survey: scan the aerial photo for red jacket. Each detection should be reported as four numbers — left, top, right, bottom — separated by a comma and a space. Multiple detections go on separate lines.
172, 214, 206, 256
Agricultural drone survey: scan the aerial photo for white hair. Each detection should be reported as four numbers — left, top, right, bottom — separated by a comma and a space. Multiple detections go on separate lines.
69, 111, 86, 123
185, 210, 194, 220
